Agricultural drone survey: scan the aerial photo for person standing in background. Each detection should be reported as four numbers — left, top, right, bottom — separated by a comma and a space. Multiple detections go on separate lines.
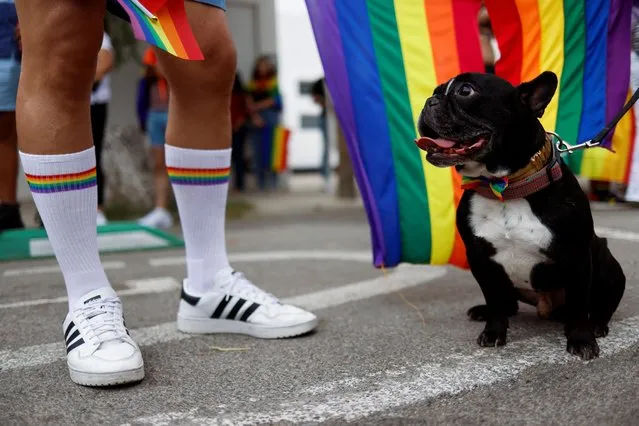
247, 56, 282, 191
137, 47, 174, 229
91, 29, 115, 225
230, 72, 250, 193
0, 0, 22, 232
311, 78, 331, 192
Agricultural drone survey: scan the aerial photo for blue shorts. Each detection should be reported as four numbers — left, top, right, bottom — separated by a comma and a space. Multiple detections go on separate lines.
0, 57, 19, 112
147, 110, 169, 146
192, 0, 225, 9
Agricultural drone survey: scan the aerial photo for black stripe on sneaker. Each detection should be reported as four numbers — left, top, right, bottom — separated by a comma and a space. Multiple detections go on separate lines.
240, 302, 260, 322
181, 287, 201, 306
64, 321, 75, 340
211, 296, 232, 318
226, 298, 247, 320
66, 338, 85, 354
65, 329, 80, 346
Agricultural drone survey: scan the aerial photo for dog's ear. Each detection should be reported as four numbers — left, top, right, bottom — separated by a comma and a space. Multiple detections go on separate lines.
516, 71, 558, 118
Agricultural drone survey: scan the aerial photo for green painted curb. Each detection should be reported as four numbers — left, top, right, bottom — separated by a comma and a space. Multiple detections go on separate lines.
0, 222, 184, 262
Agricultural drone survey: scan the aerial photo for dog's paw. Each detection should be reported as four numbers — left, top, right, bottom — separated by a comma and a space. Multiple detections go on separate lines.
467, 305, 489, 321
477, 328, 507, 347
566, 330, 600, 360
593, 324, 609, 338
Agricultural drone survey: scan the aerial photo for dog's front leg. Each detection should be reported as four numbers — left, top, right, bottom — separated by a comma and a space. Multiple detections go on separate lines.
467, 254, 517, 347
562, 256, 599, 360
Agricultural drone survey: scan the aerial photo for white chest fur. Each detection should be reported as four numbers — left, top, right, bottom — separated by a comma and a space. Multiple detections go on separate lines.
468, 196, 554, 286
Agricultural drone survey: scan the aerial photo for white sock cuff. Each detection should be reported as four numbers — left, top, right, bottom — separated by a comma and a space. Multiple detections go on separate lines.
19, 147, 96, 175
165, 145, 232, 169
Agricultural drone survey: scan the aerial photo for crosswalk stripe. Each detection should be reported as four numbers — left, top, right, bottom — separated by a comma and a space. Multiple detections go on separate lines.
127, 315, 639, 425
0, 265, 445, 371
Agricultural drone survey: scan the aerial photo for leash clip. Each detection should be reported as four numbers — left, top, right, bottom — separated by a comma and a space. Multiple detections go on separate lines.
548, 131, 600, 154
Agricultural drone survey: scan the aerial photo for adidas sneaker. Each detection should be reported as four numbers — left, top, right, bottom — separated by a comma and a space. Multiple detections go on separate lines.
177, 267, 318, 339
63, 287, 144, 386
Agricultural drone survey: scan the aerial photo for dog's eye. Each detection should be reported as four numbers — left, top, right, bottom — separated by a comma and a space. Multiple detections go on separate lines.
457, 84, 475, 97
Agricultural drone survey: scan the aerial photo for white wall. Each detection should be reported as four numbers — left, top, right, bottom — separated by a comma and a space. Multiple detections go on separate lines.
275, 0, 334, 171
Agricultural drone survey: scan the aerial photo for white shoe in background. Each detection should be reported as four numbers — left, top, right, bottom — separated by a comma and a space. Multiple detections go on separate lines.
96, 210, 108, 226
138, 207, 174, 229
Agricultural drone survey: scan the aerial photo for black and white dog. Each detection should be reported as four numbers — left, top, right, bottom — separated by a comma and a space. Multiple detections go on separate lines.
415, 71, 625, 360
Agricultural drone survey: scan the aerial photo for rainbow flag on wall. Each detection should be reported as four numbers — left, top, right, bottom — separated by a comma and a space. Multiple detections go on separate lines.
306, 0, 485, 268
110, 0, 203, 60
484, 0, 632, 182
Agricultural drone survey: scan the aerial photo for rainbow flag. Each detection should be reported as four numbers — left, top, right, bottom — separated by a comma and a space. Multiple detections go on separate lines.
259, 126, 289, 173
484, 0, 632, 181
111, 0, 203, 60
306, 0, 633, 268
306, 0, 485, 268
271, 127, 290, 173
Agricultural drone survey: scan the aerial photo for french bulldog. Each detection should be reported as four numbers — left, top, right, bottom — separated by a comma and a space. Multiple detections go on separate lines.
415, 71, 625, 360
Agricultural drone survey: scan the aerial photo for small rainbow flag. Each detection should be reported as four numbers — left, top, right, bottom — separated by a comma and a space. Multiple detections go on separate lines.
271, 127, 290, 173
484, 0, 632, 181
259, 126, 289, 173
110, 0, 203, 60
306, 0, 484, 268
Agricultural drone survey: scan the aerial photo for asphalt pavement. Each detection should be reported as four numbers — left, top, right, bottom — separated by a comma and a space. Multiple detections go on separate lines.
1, 204, 639, 426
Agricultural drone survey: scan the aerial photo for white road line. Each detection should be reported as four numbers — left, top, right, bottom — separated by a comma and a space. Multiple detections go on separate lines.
149, 250, 372, 267
2, 260, 126, 277
595, 226, 639, 243
0, 277, 180, 310
0, 265, 445, 371
126, 315, 639, 426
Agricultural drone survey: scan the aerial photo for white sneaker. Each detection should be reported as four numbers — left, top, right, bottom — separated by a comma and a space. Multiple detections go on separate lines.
96, 210, 108, 226
63, 287, 144, 386
138, 207, 174, 229
177, 267, 318, 339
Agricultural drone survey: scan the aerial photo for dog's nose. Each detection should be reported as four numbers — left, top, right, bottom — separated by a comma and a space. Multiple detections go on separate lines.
427, 97, 439, 107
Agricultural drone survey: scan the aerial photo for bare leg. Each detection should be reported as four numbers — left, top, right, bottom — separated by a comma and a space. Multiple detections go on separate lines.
15, 0, 143, 386
155, 5, 235, 150
0, 112, 18, 202
162, 3, 318, 338
152, 145, 169, 209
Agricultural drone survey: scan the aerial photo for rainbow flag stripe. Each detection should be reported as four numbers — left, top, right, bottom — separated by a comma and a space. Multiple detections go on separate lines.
167, 167, 230, 185
484, 0, 632, 181
25, 168, 97, 194
306, 0, 484, 268
271, 127, 290, 173
114, 0, 203, 60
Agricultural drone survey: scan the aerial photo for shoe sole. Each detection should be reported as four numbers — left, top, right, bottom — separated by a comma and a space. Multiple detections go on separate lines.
176, 316, 318, 339
69, 366, 145, 387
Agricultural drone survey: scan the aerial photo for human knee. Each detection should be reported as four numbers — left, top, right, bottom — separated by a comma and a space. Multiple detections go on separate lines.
20, 4, 103, 103
168, 40, 237, 100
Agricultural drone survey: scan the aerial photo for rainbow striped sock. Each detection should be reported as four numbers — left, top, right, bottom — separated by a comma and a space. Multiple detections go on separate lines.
165, 145, 232, 293
24, 168, 97, 193
167, 166, 230, 186
19, 147, 111, 308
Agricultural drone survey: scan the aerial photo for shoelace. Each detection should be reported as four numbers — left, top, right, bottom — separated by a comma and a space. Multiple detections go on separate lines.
79, 297, 128, 344
220, 271, 279, 305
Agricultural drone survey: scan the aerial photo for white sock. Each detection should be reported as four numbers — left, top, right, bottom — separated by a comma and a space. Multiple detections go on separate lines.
165, 145, 231, 294
19, 147, 111, 309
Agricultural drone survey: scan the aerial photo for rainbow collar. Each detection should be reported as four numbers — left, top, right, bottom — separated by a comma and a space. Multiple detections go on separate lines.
461, 141, 563, 201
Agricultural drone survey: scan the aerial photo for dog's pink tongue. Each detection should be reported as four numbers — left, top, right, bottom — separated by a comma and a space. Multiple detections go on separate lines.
415, 137, 457, 149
